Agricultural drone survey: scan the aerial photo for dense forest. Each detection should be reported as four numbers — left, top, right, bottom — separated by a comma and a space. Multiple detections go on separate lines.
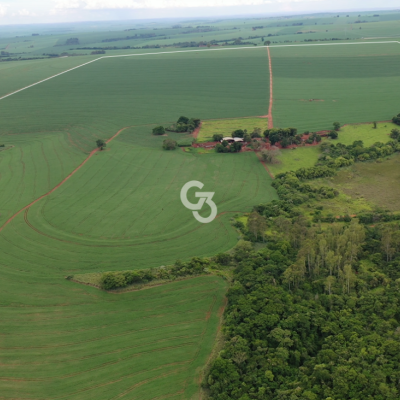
205, 219, 400, 399
204, 144, 400, 399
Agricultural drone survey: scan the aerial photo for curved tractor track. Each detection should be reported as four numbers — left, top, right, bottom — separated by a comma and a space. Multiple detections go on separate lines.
0, 127, 128, 233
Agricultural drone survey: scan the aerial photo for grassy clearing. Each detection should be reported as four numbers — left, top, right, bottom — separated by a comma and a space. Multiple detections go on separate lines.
336, 121, 396, 146
197, 117, 268, 143
313, 154, 400, 212
266, 122, 398, 176
268, 145, 322, 175
271, 43, 400, 132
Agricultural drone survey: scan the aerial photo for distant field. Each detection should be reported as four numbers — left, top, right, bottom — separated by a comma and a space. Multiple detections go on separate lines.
271, 43, 400, 132
197, 117, 268, 142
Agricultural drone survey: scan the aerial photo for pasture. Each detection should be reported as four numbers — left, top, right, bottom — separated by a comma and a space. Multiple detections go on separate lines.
197, 117, 268, 143
335, 121, 396, 146
268, 145, 322, 176
316, 153, 400, 212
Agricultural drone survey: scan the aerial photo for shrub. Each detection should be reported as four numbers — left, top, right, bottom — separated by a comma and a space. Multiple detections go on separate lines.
328, 130, 338, 139
100, 272, 127, 290
213, 133, 223, 142
162, 139, 177, 150
390, 128, 400, 140
216, 143, 229, 153
152, 126, 165, 135
177, 116, 189, 124
232, 129, 246, 138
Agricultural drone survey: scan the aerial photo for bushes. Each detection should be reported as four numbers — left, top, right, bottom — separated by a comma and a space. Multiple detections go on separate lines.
152, 126, 165, 135
213, 133, 223, 142
264, 127, 298, 146
392, 113, 400, 126
328, 130, 338, 139
99, 257, 213, 290
215, 141, 242, 153
318, 139, 400, 166
165, 116, 201, 133
162, 139, 177, 150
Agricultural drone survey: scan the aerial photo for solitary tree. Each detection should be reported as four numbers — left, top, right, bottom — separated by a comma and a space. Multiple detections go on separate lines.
264, 40, 271, 46
261, 146, 281, 163
152, 126, 165, 135
328, 130, 338, 139
333, 122, 341, 131
162, 139, 177, 150
96, 139, 106, 150
213, 133, 223, 142
373, 121, 377, 129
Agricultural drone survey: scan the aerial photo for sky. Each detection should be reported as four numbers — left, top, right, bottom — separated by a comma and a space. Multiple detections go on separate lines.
0, 0, 399, 25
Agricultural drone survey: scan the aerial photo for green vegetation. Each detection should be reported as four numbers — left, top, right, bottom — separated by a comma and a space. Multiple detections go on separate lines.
152, 125, 165, 135
165, 116, 201, 133
205, 138, 400, 398
96, 138, 106, 150
197, 118, 268, 143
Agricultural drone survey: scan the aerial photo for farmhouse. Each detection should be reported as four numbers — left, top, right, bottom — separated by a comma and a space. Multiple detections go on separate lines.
221, 137, 244, 143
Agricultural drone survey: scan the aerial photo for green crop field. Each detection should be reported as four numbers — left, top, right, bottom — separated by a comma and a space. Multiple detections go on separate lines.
197, 117, 268, 143
271, 42, 400, 132
0, 274, 227, 399
0, 47, 277, 398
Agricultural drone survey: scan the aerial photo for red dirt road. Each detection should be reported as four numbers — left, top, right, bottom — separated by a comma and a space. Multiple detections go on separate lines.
0, 127, 128, 233
192, 122, 202, 139
267, 47, 274, 129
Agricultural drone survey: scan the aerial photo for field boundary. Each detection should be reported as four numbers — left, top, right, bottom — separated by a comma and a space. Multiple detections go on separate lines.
0, 41, 399, 102
267, 47, 274, 129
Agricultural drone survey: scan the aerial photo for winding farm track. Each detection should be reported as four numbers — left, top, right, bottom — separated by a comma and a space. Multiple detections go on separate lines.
267, 47, 274, 129
0, 126, 128, 233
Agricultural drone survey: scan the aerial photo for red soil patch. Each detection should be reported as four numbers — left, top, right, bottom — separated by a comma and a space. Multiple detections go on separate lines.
267, 47, 274, 129
218, 297, 228, 318
0, 127, 129, 233
192, 122, 202, 139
